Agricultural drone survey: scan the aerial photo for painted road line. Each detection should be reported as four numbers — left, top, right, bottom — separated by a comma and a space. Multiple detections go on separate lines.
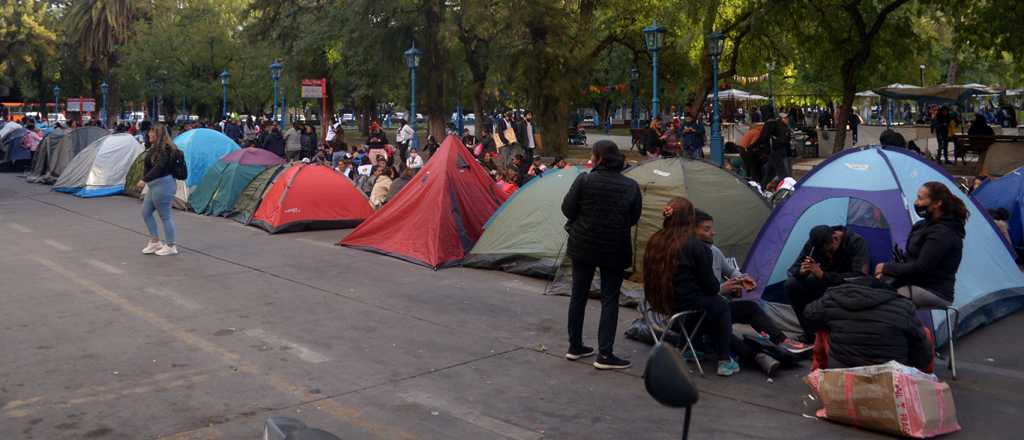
400, 391, 543, 440
43, 239, 72, 251
8, 222, 31, 233
144, 286, 202, 311
85, 258, 126, 275
32, 256, 412, 440
242, 329, 331, 364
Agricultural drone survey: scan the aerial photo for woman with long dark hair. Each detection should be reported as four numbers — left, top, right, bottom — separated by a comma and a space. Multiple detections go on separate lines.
134, 123, 180, 256
876, 181, 968, 307
643, 197, 739, 376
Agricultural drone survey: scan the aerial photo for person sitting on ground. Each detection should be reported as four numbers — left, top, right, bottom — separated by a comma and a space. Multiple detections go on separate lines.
878, 129, 907, 149
527, 156, 546, 178
803, 276, 933, 371
358, 165, 380, 195
695, 210, 811, 354
461, 129, 476, 147
369, 166, 396, 208
510, 153, 529, 185
406, 149, 424, 173
643, 197, 740, 376
424, 135, 440, 157
494, 169, 519, 203
874, 182, 966, 308
387, 167, 415, 201
785, 224, 870, 344
336, 159, 355, 180
549, 156, 568, 169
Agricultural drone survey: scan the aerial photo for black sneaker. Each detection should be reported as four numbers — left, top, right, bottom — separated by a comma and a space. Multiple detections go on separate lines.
593, 354, 631, 370
565, 345, 596, 361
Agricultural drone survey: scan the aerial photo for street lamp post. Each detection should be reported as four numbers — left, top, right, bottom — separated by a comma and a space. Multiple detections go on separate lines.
52, 85, 60, 123
404, 43, 423, 150
100, 82, 109, 127
707, 31, 726, 167
270, 61, 283, 125
918, 64, 925, 119
630, 67, 640, 129
919, 64, 925, 87
643, 21, 667, 120
219, 70, 230, 121
765, 61, 776, 116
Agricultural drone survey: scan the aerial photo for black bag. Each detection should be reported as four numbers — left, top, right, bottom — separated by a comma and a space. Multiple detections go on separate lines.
171, 149, 188, 180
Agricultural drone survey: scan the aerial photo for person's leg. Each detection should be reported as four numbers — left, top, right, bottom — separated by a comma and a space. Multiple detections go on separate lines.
692, 295, 732, 360
141, 189, 161, 241
596, 265, 624, 356
730, 300, 787, 344
153, 177, 177, 245
896, 286, 953, 309
567, 260, 596, 350
785, 276, 827, 342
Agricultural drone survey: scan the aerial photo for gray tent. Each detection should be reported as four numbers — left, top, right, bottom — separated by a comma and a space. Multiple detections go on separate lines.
25, 129, 66, 183
28, 126, 106, 184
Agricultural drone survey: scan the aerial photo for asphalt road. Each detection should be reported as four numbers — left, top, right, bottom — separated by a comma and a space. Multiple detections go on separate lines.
1, 172, 1021, 439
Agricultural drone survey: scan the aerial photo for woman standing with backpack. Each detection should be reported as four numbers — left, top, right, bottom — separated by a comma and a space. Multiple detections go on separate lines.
134, 123, 182, 256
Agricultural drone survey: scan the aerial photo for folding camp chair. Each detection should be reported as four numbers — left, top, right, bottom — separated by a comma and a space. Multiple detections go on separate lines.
925, 305, 961, 380
641, 301, 707, 376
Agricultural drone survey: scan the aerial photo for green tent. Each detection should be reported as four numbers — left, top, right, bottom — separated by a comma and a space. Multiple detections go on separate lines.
545, 158, 771, 296
122, 153, 147, 199
464, 167, 585, 278
228, 164, 286, 224
189, 147, 286, 216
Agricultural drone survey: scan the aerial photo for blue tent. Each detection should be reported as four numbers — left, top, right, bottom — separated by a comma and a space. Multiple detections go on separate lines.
974, 168, 1024, 251
173, 128, 239, 188
742, 146, 1024, 345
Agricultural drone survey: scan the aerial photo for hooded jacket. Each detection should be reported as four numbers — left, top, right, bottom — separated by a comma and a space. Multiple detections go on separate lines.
804, 279, 932, 371
561, 163, 642, 269
787, 226, 870, 286
883, 215, 965, 302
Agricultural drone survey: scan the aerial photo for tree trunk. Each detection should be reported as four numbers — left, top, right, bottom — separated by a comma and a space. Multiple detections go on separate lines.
833, 66, 858, 154
471, 78, 487, 132
422, 0, 447, 142
537, 92, 569, 157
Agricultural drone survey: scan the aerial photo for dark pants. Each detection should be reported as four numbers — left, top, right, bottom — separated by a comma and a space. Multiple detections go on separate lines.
785, 276, 833, 341
936, 131, 950, 162
680, 295, 732, 360
398, 141, 409, 166
761, 150, 788, 187
568, 261, 624, 356
741, 150, 763, 183
730, 300, 786, 344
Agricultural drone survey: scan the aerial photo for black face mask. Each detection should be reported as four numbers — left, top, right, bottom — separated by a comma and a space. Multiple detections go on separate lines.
914, 203, 930, 218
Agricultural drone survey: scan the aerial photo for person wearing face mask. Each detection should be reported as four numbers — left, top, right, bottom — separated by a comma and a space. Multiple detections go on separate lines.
875, 182, 967, 308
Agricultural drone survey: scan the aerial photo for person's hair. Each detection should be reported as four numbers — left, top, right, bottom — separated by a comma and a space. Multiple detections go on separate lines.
974, 113, 987, 126
879, 129, 907, 148
923, 181, 969, 222
643, 197, 697, 316
147, 123, 178, 159
514, 154, 524, 162
695, 209, 713, 224
591, 140, 624, 171
550, 156, 565, 168
989, 207, 1010, 222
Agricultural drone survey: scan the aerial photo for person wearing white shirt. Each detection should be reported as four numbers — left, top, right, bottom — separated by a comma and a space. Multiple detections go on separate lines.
395, 119, 415, 164
406, 149, 424, 172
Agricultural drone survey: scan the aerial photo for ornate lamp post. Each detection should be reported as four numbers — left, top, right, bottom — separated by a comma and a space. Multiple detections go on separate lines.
219, 69, 231, 121
643, 21, 667, 120
630, 67, 640, 129
765, 61, 776, 116
270, 60, 283, 125
100, 82, 109, 127
404, 43, 423, 150
706, 31, 726, 166
53, 85, 60, 121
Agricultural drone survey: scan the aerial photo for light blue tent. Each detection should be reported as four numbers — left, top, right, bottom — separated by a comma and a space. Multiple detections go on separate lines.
974, 168, 1024, 251
173, 128, 240, 188
742, 146, 1024, 345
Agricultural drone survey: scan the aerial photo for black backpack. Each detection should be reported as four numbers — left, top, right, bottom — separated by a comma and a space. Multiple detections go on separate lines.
171, 149, 188, 180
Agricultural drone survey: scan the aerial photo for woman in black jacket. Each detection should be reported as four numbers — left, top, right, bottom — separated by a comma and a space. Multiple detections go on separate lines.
876, 181, 967, 307
133, 123, 180, 256
561, 140, 642, 370
643, 197, 740, 376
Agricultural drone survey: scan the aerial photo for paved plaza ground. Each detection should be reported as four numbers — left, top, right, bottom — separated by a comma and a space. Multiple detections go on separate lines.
1, 172, 1022, 439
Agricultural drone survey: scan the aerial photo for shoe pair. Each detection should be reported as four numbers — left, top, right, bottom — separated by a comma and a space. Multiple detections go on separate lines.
143, 241, 178, 256
717, 358, 740, 376
565, 346, 631, 370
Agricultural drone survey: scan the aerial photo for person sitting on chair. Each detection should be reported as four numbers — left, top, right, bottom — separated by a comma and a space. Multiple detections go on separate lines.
785, 224, 870, 345
643, 197, 740, 376
874, 182, 966, 308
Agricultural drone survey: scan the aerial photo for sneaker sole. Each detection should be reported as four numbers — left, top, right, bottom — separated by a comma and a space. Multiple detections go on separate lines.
565, 351, 596, 361
785, 346, 814, 354
593, 362, 631, 370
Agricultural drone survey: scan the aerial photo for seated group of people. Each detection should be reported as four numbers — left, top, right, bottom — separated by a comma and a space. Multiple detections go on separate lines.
643, 181, 967, 377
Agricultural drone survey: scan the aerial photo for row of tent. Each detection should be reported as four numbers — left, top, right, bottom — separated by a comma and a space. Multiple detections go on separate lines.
29, 129, 1024, 347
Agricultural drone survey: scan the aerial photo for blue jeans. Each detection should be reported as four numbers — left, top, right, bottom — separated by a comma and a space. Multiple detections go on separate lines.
143, 175, 176, 245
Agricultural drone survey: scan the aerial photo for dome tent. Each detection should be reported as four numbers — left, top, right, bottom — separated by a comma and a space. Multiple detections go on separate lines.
741, 146, 1024, 345
228, 164, 286, 225
973, 167, 1024, 252
545, 157, 771, 296
249, 163, 374, 234
53, 133, 144, 197
30, 126, 107, 184
463, 167, 586, 278
341, 135, 502, 269
25, 129, 67, 182
189, 147, 285, 216
173, 128, 240, 188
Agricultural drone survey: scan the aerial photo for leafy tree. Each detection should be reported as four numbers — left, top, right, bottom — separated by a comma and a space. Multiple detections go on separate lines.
64, 0, 145, 115
0, 0, 57, 105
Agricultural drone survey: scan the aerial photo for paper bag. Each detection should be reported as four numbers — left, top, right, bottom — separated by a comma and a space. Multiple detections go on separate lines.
805, 361, 960, 438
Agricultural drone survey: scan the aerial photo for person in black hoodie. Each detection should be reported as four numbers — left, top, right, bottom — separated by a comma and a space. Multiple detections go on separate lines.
259, 123, 286, 159
804, 277, 933, 370
876, 182, 967, 308
785, 224, 870, 344
562, 140, 642, 370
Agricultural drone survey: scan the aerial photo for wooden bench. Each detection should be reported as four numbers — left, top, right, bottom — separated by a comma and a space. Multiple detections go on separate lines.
952, 135, 1024, 176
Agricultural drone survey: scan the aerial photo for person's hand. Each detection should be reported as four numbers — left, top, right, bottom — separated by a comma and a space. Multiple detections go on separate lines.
135, 180, 145, 191
721, 278, 743, 297
799, 257, 814, 275
740, 275, 757, 291
874, 262, 885, 279
803, 260, 823, 279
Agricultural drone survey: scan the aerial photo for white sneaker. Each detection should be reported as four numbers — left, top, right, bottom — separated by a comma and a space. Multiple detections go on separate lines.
155, 244, 178, 256
143, 241, 163, 254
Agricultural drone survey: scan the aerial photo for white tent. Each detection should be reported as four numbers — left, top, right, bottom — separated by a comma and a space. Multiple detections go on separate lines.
856, 90, 880, 98
53, 133, 144, 198
0, 121, 23, 140
707, 89, 769, 101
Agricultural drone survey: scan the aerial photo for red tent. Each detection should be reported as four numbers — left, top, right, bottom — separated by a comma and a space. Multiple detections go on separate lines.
251, 163, 374, 234
340, 135, 501, 268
